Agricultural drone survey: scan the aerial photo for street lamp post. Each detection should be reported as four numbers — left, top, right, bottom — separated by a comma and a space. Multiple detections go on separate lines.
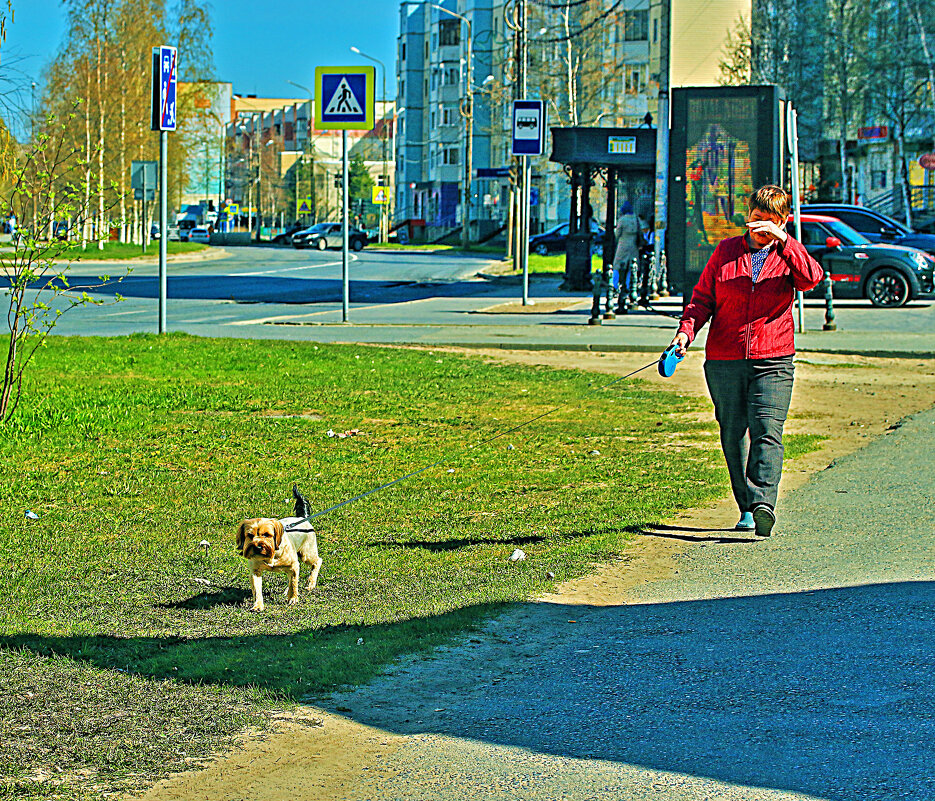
430, 4, 472, 249
350, 45, 389, 244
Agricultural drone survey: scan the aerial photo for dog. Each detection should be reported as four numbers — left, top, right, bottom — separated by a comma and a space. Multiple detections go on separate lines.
236, 485, 323, 612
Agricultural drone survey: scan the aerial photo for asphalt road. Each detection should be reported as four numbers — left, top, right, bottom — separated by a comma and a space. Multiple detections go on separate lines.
11, 244, 935, 352
323, 405, 935, 801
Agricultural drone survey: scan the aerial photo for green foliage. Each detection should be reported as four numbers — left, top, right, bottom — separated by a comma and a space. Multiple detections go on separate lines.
348, 152, 374, 204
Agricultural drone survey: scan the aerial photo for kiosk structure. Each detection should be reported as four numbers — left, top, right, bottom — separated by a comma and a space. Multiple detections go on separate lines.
550, 127, 656, 322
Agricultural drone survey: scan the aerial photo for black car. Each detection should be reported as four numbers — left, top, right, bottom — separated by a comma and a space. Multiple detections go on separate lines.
529, 220, 604, 256
271, 222, 306, 245
801, 204, 935, 257
292, 222, 368, 251
793, 214, 935, 307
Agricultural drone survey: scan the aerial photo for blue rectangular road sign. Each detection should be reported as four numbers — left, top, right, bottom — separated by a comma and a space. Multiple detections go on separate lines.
315, 66, 375, 130
512, 99, 545, 157
151, 45, 177, 132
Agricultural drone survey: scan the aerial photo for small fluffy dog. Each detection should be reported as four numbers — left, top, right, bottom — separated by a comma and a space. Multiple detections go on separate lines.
237, 485, 322, 612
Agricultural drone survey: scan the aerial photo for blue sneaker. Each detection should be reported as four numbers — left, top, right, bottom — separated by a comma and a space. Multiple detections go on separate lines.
752, 504, 776, 537
735, 512, 755, 531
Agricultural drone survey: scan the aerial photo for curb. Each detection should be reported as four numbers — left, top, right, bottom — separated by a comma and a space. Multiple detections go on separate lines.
65, 247, 229, 266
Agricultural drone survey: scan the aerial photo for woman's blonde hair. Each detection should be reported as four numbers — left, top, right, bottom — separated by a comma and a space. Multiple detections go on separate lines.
747, 185, 790, 219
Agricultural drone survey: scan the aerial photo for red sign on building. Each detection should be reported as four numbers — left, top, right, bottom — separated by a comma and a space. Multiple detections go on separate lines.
857, 126, 889, 140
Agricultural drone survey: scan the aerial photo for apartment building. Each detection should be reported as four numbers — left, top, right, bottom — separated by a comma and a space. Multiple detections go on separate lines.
396, 0, 755, 238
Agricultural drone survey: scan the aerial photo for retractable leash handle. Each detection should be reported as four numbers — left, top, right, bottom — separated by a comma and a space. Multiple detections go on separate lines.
658, 344, 685, 378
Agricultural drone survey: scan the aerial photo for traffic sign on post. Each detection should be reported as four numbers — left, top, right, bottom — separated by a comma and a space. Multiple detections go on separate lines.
296, 198, 313, 215
372, 186, 390, 205
511, 99, 545, 156
151, 45, 177, 132
314, 66, 375, 130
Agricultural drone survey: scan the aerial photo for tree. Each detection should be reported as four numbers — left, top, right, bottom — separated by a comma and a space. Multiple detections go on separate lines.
1, 110, 125, 423
718, 14, 752, 85
348, 153, 373, 206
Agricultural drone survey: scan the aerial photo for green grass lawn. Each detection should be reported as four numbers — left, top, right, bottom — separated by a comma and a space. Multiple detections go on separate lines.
0, 335, 822, 797
70, 241, 208, 260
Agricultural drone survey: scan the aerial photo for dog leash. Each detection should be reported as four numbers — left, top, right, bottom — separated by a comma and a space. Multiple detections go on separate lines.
286, 351, 680, 530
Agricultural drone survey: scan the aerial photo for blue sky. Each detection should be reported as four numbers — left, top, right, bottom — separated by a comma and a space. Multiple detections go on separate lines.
4, 0, 399, 111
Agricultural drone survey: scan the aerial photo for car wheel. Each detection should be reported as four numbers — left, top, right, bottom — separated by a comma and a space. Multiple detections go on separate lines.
534, 243, 549, 256
316, 238, 327, 251
866, 267, 910, 307
351, 238, 364, 252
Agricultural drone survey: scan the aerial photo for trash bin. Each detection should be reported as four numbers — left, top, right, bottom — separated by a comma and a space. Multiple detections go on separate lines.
562, 232, 593, 291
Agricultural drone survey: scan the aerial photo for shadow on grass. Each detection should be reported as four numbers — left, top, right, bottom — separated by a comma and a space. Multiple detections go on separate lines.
156, 585, 251, 610
0, 602, 511, 700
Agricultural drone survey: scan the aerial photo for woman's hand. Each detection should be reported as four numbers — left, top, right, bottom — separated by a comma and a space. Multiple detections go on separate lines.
670, 332, 689, 357
746, 218, 788, 244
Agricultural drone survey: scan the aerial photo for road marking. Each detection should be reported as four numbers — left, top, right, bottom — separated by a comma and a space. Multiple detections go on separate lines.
224, 296, 437, 326
239, 253, 358, 277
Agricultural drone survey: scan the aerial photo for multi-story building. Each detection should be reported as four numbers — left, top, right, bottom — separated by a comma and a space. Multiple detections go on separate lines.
226, 94, 395, 233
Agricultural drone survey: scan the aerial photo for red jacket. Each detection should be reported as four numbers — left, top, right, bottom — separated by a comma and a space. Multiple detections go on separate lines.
678, 234, 823, 360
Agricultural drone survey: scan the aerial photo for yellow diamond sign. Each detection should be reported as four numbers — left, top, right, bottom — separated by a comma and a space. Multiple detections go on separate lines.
372, 186, 390, 205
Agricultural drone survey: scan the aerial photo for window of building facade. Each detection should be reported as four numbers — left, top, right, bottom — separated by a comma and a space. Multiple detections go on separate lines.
443, 147, 459, 165
401, 42, 406, 60
625, 10, 648, 41
625, 64, 647, 94
445, 66, 459, 85
871, 170, 887, 190
442, 107, 455, 126
439, 19, 460, 46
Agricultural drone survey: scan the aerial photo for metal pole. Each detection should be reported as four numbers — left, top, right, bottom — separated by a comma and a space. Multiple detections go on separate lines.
342, 129, 349, 323
519, 0, 530, 303
788, 104, 805, 333
653, 0, 671, 298
522, 155, 531, 305
463, 27, 473, 249
159, 129, 168, 334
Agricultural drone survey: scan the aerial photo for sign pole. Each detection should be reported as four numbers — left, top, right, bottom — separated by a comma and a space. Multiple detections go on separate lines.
342, 129, 349, 323
522, 155, 531, 305
159, 130, 168, 334
788, 104, 804, 333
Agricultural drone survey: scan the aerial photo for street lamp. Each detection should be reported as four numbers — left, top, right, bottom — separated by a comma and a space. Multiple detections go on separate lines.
237, 119, 255, 234
350, 45, 390, 244
429, 3, 473, 249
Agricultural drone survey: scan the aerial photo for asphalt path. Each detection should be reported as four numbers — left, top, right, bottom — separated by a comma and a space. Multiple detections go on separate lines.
323, 405, 935, 800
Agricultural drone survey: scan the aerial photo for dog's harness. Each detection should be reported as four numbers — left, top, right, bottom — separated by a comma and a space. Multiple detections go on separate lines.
286, 350, 683, 530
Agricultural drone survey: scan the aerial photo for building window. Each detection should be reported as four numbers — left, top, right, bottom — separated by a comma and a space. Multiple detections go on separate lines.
401, 42, 406, 60
625, 64, 647, 94
871, 170, 887, 190
625, 10, 648, 41
443, 147, 459, 165
439, 19, 460, 46
443, 107, 455, 126
445, 66, 460, 86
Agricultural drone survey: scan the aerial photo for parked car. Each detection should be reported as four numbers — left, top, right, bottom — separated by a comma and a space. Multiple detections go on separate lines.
188, 227, 211, 244
292, 222, 368, 251
801, 204, 935, 257
529, 220, 604, 256
791, 213, 935, 307
271, 222, 306, 245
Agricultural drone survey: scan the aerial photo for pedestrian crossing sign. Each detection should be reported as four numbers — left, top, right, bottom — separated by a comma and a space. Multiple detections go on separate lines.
315, 66, 375, 130
371, 186, 390, 205
296, 197, 313, 215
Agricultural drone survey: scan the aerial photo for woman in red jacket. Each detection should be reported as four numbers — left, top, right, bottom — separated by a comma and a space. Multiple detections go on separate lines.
670, 185, 823, 537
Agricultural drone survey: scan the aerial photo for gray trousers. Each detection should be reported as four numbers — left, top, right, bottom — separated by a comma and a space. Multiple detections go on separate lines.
703, 357, 795, 513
